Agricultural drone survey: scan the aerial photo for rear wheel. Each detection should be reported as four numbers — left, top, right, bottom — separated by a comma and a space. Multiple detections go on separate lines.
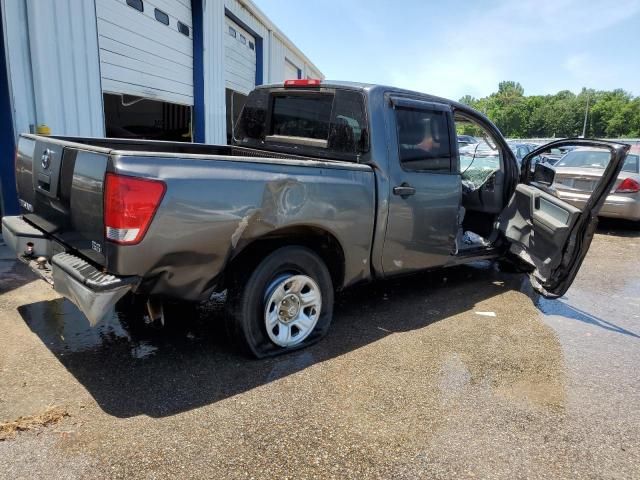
228, 246, 334, 358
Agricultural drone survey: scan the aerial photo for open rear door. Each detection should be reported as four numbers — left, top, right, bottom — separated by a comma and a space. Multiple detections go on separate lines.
498, 139, 630, 298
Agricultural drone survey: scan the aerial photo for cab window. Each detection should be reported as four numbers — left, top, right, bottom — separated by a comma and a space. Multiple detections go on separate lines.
236, 88, 369, 161
395, 108, 452, 172
271, 94, 332, 141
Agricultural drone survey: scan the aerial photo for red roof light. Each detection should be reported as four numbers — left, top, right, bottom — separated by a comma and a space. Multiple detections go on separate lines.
284, 78, 321, 87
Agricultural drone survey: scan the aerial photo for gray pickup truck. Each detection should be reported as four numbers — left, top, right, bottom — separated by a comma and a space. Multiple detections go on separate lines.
2, 80, 630, 357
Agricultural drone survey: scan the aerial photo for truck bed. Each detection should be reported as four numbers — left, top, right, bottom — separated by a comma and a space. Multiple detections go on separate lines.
42, 135, 346, 162
15, 134, 376, 301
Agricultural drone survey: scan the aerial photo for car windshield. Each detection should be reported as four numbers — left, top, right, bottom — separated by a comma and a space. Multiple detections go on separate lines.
557, 150, 639, 173
459, 143, 500, 188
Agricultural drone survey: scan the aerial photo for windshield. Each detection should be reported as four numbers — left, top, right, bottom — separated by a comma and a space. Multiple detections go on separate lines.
557, 150, 639, 173
459, 143, 500, 188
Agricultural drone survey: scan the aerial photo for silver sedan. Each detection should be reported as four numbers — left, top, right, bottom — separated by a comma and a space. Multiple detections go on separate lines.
552, 146, 640, 221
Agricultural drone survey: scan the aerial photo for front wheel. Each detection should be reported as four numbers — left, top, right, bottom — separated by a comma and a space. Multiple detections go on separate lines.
228, 246, 334, 358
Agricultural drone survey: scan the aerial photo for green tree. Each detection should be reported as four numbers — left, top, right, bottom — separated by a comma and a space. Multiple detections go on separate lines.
463, 82, 639, 138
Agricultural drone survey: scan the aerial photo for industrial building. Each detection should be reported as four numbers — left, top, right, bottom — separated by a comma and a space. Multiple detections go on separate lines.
0, 0, 323, 215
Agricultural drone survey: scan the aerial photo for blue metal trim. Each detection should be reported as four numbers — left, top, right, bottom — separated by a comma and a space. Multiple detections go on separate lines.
255, 37, 263, 86
0, 6, 18, 215
224, 8, 263, 86
192, 0, 205, 143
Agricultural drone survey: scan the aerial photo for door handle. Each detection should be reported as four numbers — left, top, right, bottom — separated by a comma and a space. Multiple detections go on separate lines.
393, 183, 416, 198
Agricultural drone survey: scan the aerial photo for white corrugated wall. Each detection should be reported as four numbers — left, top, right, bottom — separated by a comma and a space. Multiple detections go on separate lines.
2, 0, 104, 137
1, 0, 35, 139
202, 0, 227, 144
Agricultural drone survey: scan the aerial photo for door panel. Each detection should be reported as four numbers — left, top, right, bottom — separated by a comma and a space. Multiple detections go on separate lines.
498, 183, 580, 281
383, 174, 461, 274
499, 139, 630, 297
382, 97, 460, 275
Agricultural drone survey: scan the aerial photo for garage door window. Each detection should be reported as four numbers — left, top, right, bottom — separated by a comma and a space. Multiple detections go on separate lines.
126, 0, 143, 12
178, 22, 189, 37
154, 8, 169, 25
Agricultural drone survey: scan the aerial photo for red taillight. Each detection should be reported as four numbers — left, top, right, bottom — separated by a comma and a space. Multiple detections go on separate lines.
284, 78, 321, 87
104, 173, 166, 245
615, 178, 640, 193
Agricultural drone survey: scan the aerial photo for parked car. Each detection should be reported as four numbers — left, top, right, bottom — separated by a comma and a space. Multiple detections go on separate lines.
507, 142, 535, 169
457, 134, 478, 147
540, 145, 578, 166
2, 80, 630, 357
552, 146, 640, 221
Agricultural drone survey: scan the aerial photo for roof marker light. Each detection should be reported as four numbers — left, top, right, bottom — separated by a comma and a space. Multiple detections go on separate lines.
284, 78, 321, 87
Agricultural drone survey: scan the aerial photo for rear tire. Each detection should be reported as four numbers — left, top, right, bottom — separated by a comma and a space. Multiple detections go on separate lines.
227, 246, 334, 358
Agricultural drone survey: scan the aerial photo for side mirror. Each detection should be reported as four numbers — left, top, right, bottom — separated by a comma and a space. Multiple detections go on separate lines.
532, 162, 555, 186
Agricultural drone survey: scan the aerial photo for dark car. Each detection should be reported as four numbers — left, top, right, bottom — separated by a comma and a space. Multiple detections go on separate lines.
457, 134, 478, 147
507, 142, 535, 169
540, 145, 578, 166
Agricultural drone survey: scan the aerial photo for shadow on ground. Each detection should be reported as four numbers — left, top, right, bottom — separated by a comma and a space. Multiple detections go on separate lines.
19, 260, 535, 418
596, 218, 640, 237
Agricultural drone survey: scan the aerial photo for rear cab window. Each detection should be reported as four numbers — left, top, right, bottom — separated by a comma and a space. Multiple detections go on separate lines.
234, 87, 369, 162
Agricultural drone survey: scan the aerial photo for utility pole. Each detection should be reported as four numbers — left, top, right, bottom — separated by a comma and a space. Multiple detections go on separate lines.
581, 91, 591, 138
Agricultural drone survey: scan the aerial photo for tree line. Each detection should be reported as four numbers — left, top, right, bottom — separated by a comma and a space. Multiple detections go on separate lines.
458, 81, 640, 139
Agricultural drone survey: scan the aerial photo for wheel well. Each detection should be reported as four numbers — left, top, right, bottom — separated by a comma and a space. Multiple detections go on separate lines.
226, 226, 346, 290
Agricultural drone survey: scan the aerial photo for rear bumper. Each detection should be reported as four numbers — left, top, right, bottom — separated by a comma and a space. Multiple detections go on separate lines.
2, 216, 139, 325
555, 191, 640, 221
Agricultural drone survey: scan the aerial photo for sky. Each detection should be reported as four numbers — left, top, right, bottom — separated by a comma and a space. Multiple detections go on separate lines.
255, 0, 640, 100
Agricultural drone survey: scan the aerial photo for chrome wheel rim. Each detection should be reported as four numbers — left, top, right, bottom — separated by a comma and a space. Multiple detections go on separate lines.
264, 274, 322, 347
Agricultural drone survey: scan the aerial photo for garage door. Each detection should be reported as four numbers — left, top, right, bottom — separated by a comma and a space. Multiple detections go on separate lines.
96, 0, 193, 105
224, 17, 256, 95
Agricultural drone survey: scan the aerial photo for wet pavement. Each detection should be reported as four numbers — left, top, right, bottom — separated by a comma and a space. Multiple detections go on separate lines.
0, 222, 638, 479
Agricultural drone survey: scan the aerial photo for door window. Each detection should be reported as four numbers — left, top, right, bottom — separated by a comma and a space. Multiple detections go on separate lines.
395, 108, 452, 172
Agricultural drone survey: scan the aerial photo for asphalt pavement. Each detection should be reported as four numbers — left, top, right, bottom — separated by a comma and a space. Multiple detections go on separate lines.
0, 221, 638, 479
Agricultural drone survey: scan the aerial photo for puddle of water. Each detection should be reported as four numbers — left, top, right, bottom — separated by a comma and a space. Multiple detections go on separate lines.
439, 355, 471, 401
18, 296, 223, 358
19, 298, 131, 353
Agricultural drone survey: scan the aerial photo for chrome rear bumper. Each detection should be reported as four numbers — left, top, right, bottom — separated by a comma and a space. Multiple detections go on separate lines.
2, 216, 139, 325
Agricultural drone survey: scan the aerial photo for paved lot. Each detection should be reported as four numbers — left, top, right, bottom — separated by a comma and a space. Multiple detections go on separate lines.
0, 222, 638, 479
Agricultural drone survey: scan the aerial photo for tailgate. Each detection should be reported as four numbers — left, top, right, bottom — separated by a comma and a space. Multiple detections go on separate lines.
15, 136, 109, 266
